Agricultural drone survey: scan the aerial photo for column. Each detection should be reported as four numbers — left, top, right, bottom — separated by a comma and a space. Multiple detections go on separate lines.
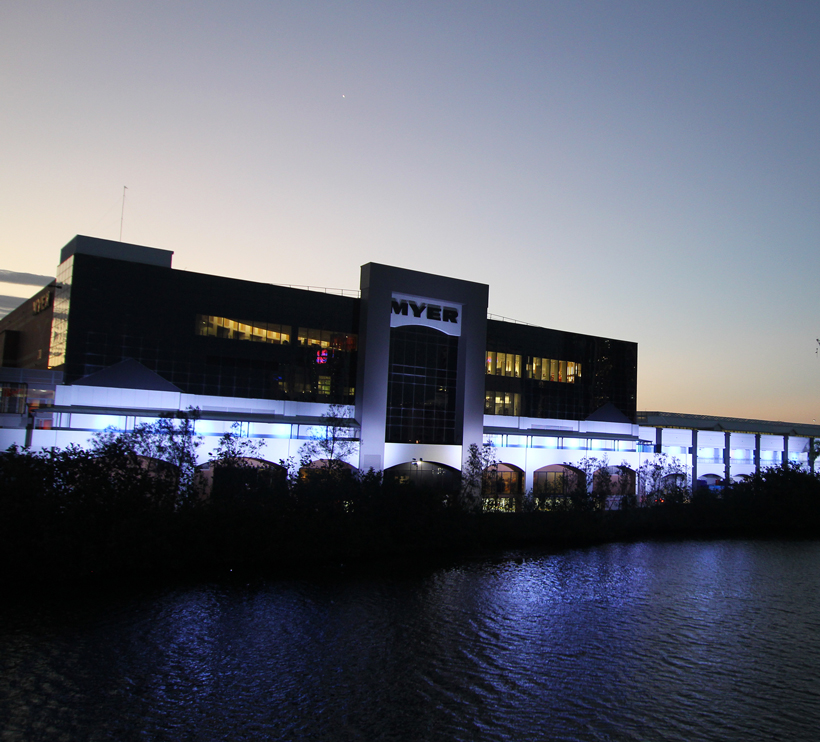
754, 434, 761, 474
724, 431, 732, 484
691, 429, 698, 490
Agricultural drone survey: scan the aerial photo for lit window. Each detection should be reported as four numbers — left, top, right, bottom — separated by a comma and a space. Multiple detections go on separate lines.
484, 391, 521, 416
196, 315, 291, 345
489, 352, 583, 384
298, 328, 358, 351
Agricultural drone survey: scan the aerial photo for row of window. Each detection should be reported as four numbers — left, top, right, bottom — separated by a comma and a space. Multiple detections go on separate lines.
297, 328, 357, 351
197, 315, 291, 344
196, 315, 358, 352
485, 352, 581, 383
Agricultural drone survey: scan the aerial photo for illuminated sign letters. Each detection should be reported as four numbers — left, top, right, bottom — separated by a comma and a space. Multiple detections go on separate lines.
390, 293, 462, 336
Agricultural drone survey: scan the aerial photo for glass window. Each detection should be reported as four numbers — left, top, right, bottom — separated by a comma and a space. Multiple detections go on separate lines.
196, 315, 291, 345
497, 352, 581, 384
483, 391, 521, 417
48, 257, 73, 369
297, 328, 358, 350
484, 351, 523, 377
386, 326, 458, 444
0, 383, 27, 414
318, 376, 331, 396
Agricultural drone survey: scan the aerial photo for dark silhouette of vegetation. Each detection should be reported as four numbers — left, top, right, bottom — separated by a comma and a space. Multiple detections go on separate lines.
463, 442, 498, 511
2, 419, 820, 589
637, 453, 688, 507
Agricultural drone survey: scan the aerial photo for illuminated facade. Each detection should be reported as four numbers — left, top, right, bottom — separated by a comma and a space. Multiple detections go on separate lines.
1, 235, 817, 500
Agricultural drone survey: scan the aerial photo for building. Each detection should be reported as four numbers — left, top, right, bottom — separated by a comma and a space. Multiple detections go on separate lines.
1, 235, 817, 502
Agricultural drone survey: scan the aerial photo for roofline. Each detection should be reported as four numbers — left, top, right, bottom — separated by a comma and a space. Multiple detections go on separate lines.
638, 411, 820, 437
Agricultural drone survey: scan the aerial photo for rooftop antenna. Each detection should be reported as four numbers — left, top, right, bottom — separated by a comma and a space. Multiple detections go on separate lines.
119, 186, 128, 241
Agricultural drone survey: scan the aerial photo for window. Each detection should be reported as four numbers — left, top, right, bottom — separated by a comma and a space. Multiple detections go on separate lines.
484, 391, 521, 416
485, 351, 522, 377
196, 315, 290, 345
494, 352, 582, 384
48, 257, 73, 369
0, 383, 27, 414
317, 376, 331, 396
533, 469, 566, 494
298, 328, 357, 351
386, 326, 458, 444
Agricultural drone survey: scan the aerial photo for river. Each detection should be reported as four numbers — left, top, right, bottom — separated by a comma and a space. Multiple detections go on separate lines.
2, 539, 820, 741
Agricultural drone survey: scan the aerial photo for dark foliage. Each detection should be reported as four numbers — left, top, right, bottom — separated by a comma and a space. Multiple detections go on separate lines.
2, 434, 820, 589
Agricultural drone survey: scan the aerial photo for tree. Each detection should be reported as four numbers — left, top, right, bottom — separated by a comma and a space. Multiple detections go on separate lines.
460, 442, 497, 511
208, 424, 287, 503
299, 404, 358, 475
637, 453, 689, 506
560, 456, 607, 512
810, 438, 820, 474
591, 458, 614, 511
615, 462, 638, 510
91, 406, 203, 507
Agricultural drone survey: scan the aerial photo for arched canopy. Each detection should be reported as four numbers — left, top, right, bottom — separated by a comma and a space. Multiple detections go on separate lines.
302, 458, 357, 471
484, 462, 524, 495
593, 465, 636, 488
299, 458, 357, 482
533, 464, 581, 494
201, 457, 289, 500
135, 454, 178, 472
384, 460, 460, 491
592, 465, 636, 508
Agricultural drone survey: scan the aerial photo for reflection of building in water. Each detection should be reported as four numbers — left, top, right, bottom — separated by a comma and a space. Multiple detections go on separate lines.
1, 235, 818, 505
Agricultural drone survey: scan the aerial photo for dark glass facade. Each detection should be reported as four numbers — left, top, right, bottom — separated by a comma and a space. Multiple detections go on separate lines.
53, 253, 359, 404
386, 326, 459, 444
485, 320, 637, 423
2, 238, 638, 433
0, 284, 55, 370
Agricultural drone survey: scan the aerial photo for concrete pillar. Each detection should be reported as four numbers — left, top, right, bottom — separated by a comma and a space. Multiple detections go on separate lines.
754, 434, 761, 474
810, 438, 816, 474
783, 435, 790, 467
655, 427, 663, 454
691, 429, 698, 490
724, 431, 732, 484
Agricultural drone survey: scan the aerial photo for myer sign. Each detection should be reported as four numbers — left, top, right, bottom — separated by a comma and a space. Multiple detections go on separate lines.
390, 293, 462, 337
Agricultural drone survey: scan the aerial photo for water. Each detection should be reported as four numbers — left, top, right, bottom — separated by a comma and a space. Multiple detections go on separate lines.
2, 540, 820, 741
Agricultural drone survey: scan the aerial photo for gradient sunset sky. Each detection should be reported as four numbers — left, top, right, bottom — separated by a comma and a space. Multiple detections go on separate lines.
1, 1, 818, 423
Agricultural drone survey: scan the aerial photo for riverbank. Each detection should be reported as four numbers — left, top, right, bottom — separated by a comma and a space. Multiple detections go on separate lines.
4, 486, 820, 592
3, 443, 819, 590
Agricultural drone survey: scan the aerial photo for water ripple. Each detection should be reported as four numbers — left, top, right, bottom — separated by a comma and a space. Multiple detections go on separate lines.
3, 540, 820, 741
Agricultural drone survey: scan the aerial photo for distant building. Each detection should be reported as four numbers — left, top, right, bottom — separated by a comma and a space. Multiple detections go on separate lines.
1, 235, 817, 503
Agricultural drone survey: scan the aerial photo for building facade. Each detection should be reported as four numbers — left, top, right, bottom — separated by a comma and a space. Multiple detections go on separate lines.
1, 235, 817, 499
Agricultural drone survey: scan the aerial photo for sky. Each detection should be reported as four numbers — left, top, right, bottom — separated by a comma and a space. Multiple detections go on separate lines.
1, 1, 818, 423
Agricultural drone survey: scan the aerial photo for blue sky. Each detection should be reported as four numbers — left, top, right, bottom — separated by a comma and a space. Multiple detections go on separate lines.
1, 1, 818, 422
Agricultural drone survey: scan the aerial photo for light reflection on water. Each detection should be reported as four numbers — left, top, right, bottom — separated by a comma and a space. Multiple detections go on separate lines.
2, 540, 820, 741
